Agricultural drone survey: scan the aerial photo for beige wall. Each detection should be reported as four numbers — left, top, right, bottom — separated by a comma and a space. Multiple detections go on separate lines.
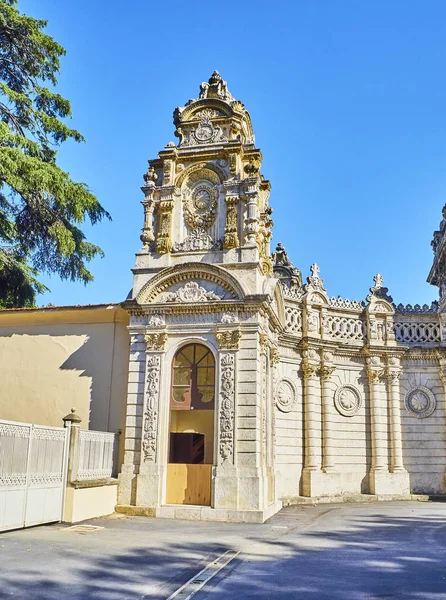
0, 306, 130, 459
64, 483, 118, 523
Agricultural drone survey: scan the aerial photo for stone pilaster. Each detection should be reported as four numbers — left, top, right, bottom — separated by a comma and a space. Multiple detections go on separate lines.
367, 360, 387, 475
135, 331, 167, 508
118, 330, 147, 506
213, 331, 239, 510
367, 356, 409, 495
243, 177, 260, 245
223, 195, 240, 249
302, 360, 322, 496
155, 187, 175, 255
320, 362, 336, 473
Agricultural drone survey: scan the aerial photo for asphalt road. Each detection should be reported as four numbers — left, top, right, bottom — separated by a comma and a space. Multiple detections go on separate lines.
1, 501, 446, 599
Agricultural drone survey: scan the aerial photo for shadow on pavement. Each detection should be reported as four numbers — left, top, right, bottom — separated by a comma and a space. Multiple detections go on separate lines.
1, 508, 446, 599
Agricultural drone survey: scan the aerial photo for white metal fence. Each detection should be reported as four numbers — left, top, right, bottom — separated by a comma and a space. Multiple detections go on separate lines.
0, 420, 68, 532
77, 429, 118, 481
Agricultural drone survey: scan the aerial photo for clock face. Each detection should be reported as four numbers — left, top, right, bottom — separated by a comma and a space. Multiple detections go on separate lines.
194, 188, 211, 210
195, 124, 213, 142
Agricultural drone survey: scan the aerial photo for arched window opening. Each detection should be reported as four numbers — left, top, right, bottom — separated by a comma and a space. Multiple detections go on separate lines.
171, 344, 215, 411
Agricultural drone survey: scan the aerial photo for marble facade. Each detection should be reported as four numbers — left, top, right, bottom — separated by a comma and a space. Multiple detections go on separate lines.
117, 72, 446, 522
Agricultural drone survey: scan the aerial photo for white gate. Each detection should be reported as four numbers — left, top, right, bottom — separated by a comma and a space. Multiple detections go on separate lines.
0, 420, 68, 532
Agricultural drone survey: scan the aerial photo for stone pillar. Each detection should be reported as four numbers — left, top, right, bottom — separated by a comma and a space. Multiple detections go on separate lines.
62, 408, 82, 484
223, 195, 239, 249
302, 361, 322, 496
213, 330, 240, 510
135, 331, 167, 508
367, 356, 410, 496
367, 363, 387, 474
387, 368, 405, 473
155, 188, 175, 255
243, 177, 260, 245
320, 364, 335, 472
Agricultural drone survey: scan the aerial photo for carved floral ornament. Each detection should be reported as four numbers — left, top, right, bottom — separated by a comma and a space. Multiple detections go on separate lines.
144, 332, 167, 351
334, 384, 363, 417
216, 330, 241, 350
162, 282, 223, 303
219, 353, 235, 464
275, 378, 297, 413
136, 264, 244, 305
180, 168, 221, 232
405, 386, 436, 419
142, 355, 161, 462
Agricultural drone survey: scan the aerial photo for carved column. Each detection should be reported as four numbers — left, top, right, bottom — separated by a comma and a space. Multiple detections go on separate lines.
213, 330, 240, 509
259, 334, 268, 464
135, 331, 167, 507
302, 362, 322, 472
223, 196, 239, 249
367, 359, 387, 473
140, 165, 158, 248
140, 199, 155, 247
320, 362, 336, 472
387, 367, 405, 473
155, 188, 175, 254
243, 177, 260, 245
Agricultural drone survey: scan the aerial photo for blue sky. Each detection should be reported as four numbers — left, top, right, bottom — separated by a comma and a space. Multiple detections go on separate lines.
20, 0, 446, 307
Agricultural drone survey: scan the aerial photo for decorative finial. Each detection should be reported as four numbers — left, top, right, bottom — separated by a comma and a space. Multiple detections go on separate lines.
305, 262, 326, 292
199, 71, 234, 102
272, 242, 291, 267
143, 165, 158, 188
62, 407, 82, 425
367, 273, 393, 303
310, 263, 320, 278
209, 70, 222, 84
373, 273, 383, 289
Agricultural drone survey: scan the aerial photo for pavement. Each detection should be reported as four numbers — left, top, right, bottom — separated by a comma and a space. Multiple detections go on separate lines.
1, 501, 446, 599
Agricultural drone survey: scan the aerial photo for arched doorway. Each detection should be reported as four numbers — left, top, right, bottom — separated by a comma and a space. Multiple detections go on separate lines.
166, 343, 215, 506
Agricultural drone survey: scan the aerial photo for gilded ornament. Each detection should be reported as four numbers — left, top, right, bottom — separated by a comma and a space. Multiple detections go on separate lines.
144, 332, 167, 351
216, 330, 241, 350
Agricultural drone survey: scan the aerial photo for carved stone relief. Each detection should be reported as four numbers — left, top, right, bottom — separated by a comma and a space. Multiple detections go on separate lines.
334, 384, 362, 417
404, 386, 436, 419
144, 332, 167, 351
142, 355, 161, 462
219, 353, 235, 464
275, 378, 297, 413
181, 117, 227, 146
162, 282, 223, 303
147, 314, 165, 327
216, 330, 241, 350
173, 229, 221, 252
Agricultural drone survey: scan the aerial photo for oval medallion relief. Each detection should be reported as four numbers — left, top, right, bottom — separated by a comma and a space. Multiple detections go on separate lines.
275, 378, 297, 413
405, 386, 436, 419
334, 384, 362, 417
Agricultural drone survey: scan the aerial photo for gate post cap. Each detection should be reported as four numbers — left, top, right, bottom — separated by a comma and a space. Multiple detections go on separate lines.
62, 407, 82, 425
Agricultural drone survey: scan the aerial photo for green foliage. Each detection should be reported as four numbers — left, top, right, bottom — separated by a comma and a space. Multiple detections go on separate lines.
0, 0, 109, 307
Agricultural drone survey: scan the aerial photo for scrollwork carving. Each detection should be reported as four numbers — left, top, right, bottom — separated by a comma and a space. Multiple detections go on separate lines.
162, 282, 223, 303
142, 355, 161, 462
219, 354, 235, 464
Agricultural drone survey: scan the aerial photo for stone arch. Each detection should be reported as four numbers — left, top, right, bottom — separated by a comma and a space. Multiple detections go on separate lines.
181, 99, 233, 121
136, 263, 247, 305
174, 161, 227, 189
